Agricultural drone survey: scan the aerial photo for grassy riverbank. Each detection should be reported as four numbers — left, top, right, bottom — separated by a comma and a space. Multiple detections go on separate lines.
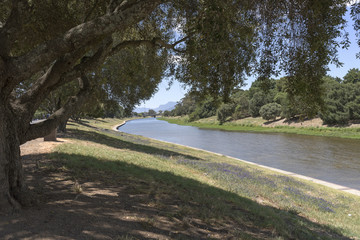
159, 116, 360, 139
39, 118, 360, 239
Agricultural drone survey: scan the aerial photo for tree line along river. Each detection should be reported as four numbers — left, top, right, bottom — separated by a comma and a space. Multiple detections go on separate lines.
118, 118, 360, 191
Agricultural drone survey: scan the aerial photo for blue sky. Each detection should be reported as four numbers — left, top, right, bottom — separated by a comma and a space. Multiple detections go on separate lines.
137, 8, 359, 109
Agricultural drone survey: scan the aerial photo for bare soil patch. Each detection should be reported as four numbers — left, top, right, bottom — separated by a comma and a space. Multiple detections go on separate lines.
263, 117, 325, 128
263, 117, 360, 128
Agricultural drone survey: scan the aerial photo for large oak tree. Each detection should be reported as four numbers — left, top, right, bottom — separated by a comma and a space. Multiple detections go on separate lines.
0, 0, 351, 212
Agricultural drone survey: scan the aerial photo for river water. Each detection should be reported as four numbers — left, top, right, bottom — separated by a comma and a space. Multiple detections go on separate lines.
118, 118, 360, 190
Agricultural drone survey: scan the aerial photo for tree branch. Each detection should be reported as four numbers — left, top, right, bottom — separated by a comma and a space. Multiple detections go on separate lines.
153, 36, 188, 53
84, 0, 100, 22
110, 39, 155, 54
0, 0, 30, 57
21, 75, 92, 144
4, 0, 162, 96
13, 38, 113, 122
10, 47, 89, 112
110, 35, 188, 55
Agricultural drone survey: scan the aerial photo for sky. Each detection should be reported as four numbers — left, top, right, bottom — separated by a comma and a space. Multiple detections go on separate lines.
137, 8, 360, 110
136, 78, 188, 109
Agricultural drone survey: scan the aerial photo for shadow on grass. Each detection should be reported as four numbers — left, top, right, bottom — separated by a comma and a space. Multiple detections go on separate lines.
74, 120, 97, 129
1, 151, 352, 240
263, 118, 284, 125
66, 128, 201, 161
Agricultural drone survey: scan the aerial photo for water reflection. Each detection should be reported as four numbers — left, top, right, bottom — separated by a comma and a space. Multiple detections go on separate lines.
119, 118, 360, 190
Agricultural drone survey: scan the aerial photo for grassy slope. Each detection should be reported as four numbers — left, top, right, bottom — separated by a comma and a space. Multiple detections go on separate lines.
53, 118, 360, 239
159, 116, 360, 140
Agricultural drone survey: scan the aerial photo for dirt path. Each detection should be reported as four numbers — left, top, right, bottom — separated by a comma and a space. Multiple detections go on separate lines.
20, 138, 67, 155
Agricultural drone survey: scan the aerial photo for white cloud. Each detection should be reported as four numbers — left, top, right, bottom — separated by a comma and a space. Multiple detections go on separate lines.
348, 0, 360, 6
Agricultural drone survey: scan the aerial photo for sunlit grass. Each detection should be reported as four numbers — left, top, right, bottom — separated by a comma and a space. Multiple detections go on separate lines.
52, 118, 360, 239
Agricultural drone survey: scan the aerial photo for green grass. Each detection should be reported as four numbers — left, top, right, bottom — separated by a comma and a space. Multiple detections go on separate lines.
159, 117, 360, 139
51, 118, 360, 239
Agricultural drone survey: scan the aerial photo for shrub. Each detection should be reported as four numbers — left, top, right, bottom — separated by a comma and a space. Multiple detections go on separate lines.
259, 103, 282, 121
217, 103, 235, 124
320, 82, 360, 125
249, 92, 267, 117
188, 97, 217, 122
232, 96, 250, 120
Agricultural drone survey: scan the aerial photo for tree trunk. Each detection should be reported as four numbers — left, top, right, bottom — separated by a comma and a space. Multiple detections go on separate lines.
58, 118, 68, 133
0, 104, 28, 214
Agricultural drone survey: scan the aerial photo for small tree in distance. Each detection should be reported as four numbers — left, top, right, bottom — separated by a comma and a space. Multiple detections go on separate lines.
259, 103, 282, 121
217, 103, 235, 125
148, 109, 156, 117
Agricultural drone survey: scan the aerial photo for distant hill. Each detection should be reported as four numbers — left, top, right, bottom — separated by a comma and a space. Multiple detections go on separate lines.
134, 101, 177, 113
134, 107, 150, 113
155, 101, 177, 112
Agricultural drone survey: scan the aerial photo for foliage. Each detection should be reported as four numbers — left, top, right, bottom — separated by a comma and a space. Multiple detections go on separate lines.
171, 93, 198, 116
255, 0, 347, 114
249, 92, 269, 117
259, 103, 282, 121
217, 103, 235, 124
163, 110, 171, 117
231, 90, 250, 120
178, 0, 255, 101
148, 109, 156, 116
100, 46, 168, 114
0, 0, 352, 123
247, 78, 277, 117
171, 68, 360, 126
343, 68, 360, 84
320, 80, 360, 125
188, 97, 218, 122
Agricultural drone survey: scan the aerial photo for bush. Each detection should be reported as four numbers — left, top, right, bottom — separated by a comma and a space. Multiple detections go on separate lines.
163, 110, 171, 117
249, 92, 267, 117
259, 103, 282, 121
320, 82, 360, 125
217, 103, 235, 124
232, 95, 250, 120
320, 100, 349, 125
188, 97, 217, 122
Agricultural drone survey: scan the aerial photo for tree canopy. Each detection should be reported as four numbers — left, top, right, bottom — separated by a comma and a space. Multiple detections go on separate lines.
343, 68, 360, 84
169, 69, 360, 125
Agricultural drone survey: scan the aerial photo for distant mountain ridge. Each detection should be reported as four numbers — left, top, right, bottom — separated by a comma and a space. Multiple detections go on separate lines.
134, 101, 177, 113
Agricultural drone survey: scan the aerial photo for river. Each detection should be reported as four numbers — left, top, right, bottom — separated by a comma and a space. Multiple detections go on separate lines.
118, 118, 360, 191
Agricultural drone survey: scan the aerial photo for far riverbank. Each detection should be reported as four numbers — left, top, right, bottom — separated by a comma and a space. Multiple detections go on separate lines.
158, 116, 360, 140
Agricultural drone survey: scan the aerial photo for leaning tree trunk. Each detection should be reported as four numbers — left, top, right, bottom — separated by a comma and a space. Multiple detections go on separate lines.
0, 104, 27, 214
58, 118, 69, 133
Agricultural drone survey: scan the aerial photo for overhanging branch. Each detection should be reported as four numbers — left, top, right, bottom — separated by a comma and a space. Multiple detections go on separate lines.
21, 75, 92, 144
110, 35, 188, 55
5, 0, 162, 95
14, 38, 113, 119
0, 0, 30, 57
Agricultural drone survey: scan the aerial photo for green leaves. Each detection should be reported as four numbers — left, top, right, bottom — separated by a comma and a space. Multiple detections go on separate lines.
321, 78, 360, 124
2, 0, 356, 125
343, 68, 360, 84
100, 45, 167, 113
259, 102, 282, 121
177, 0, 256, 100
254, 0, 348, 114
